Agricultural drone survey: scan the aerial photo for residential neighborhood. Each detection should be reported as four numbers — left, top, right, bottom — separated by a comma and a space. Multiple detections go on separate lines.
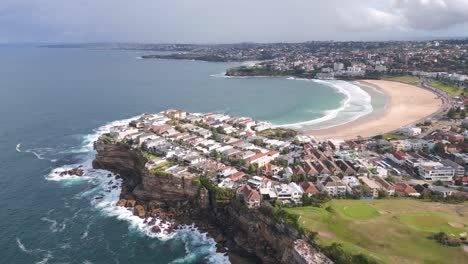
103, 108, 467, 210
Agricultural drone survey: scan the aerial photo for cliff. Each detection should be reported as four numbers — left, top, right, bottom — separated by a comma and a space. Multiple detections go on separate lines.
92, 138, 332, 264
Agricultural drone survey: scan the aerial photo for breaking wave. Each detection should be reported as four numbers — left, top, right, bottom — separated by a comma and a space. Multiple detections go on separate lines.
45, 115, 229, 263
278, 79, 374, 129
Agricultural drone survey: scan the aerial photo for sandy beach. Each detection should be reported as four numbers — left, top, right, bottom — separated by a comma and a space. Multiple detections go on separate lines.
308, 80, 443, 140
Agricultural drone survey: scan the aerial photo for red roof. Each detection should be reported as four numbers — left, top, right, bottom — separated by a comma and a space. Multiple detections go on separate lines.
237, 185, 260, 202
395, 183, 418, 194
245, 153, 267, 162
392, 151, 407, 160
267, 150, 280, 156
230, 172, 245, 181
300, 182, 319, 194
454, 177, 468, 183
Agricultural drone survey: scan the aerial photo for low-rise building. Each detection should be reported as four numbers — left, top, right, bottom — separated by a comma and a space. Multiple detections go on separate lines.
236, 185, 261, 208
317, 176, 347, 196
359, 177, 380, 198
418, 161, 455, 182
395, 183, 420, 197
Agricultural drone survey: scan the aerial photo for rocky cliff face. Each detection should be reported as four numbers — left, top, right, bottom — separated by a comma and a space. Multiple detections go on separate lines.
93, 139, 331, 264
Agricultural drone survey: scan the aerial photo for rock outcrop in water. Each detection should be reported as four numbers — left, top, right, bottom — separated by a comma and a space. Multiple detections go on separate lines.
59, 166, 85, 176
93, 138, 332, 264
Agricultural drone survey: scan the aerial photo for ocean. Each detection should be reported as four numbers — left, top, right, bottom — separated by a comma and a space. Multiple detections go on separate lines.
0, 46, 384, 263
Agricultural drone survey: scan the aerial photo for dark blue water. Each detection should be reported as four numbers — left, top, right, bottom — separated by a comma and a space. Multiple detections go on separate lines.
0, 46, 344, 263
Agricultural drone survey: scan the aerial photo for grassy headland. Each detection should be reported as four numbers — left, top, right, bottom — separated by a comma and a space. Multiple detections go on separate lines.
286, 199, 468, 264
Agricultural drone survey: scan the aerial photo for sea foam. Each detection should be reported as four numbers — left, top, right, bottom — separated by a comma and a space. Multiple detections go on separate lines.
46, 115, 230, 263
278, 79, 373, 129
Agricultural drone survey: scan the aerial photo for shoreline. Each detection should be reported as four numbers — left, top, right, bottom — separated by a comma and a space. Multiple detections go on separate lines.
306, 80, 444, 140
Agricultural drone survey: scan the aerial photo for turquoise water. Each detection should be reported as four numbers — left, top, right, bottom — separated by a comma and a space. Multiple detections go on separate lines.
0, 46, 379, 263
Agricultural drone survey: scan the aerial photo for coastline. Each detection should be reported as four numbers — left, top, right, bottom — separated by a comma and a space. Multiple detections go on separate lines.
307, 80, 443, 140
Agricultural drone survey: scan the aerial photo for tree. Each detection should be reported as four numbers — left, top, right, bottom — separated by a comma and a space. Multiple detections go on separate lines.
248, 164, 257, 174
211, 150, 221, 161
433, 142, 446, 154
378, 190, 388, 198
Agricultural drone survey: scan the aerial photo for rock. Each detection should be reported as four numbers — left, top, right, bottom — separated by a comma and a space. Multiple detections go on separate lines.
151, 225, 161, 233
148, 219, 156, 226
134, 205, 146, 218
215, 234, 225, 243
59, 166, 84, 177
148, 200, 161, 211
126, 200, 136, 207
117, 199, 127, 207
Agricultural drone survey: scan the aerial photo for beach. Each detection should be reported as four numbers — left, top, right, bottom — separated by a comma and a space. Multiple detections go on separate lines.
308, 80, 443, 140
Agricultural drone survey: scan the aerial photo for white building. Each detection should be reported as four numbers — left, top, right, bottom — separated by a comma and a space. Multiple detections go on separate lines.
418, 161, 455, 181
401, 127, 422, 136
317, 176, 347, 196
333, 62, 344, 72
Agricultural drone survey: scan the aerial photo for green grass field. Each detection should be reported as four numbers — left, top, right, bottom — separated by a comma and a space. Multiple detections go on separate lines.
430, 80, 464, 96
382, 133, 408, 140
287, 199, 468, 264
383, 75, 420, 85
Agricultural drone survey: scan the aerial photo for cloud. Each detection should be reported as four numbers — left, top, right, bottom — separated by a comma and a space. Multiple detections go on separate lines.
337, 7, 404, 32
393, 0, 468, 30
0, 0, 466, 43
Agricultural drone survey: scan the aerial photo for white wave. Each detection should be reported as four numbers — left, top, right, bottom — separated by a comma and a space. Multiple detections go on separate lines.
35, 253, 52, 264
32, 151, 45, 160
16, 143, 22, 152
17, 238, 52, 262
210, 72, 229, 78
278, 79, 373, 129
46, 165, 90, 182
17, 238, 33, 254
41, 217, 66, 233
171, 225, 230, 264
47, 115, 230, 263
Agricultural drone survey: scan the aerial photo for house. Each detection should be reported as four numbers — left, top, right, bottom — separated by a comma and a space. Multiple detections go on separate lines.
229, 171, 246, 182
335, 160, 356, 175
341, 176, 361, 193
359, 177, 381, 198
136, 133, 159, 145
165, 109, 187, 119
299, 182, 319, 196
429, 186, 455, 197
236, 185, 261, 208
385, 151, 407, 165
401, 127, 422, 136
274, 183, 304, 202
110, 127, 140, 140
394, 183, 420, 197
317, 176, 347, 196
247, 176, 264, 189
151, 124, 173, 135
454, 176, 468, 186
182, 155, 204, 166
302, 162, 319, 176
245, 153, 272, 167
236, 150, 256, 160
260, 164, 281, 176
413, 184, 431, 196
218, 166, 238, 178
373, 176, 395, 196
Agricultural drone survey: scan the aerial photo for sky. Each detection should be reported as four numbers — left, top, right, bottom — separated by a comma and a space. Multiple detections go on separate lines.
1, 0, 468, 43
